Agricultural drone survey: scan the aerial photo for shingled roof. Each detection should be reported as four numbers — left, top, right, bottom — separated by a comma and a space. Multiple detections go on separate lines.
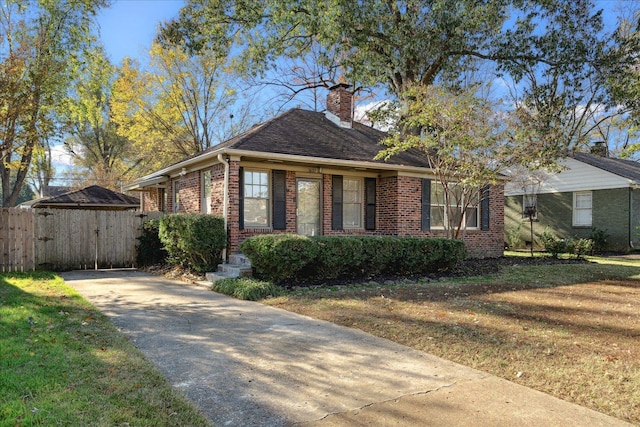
571, 152, 640, 182
30, 185, 139, 209
192, 108, 430, 168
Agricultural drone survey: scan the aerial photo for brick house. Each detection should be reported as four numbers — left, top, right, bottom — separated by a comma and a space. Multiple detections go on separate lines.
504, 146, 640, 252
125, 85, 504, 259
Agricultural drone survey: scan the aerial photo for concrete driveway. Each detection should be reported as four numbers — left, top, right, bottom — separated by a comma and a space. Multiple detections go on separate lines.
60, 269, 632, 427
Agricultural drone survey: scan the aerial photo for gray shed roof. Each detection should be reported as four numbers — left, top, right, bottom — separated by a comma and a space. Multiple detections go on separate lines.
30, 185, 139, 209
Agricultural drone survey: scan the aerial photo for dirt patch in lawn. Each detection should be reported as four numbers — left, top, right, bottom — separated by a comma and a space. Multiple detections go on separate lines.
265, 256, 640, 425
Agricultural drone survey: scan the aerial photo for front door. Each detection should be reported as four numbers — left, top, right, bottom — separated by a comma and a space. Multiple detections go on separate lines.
297, 178, 321, 236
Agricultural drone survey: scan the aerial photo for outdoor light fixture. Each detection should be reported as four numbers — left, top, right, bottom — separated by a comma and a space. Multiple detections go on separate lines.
522, 176, 543, 257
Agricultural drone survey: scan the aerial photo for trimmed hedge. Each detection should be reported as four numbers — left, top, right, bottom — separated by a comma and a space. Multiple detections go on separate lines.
158, 214, 226, 272
240, 234, 466, 284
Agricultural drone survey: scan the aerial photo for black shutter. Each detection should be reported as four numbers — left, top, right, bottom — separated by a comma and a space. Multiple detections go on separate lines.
332, 175, 343, 230
238, 167, 244, 230
272, 170, 286, 230
481, 185, 490, 231
421, 178, 431, 231
365, 177, 376, 230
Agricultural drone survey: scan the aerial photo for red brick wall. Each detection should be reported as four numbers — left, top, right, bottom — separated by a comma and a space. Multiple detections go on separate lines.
142, 188, 159, 212
375, 176, 504, 258
150, 164, 504, 259
227, 160, 241, 253
179, 171, 201, 213
210, 164, 225, 215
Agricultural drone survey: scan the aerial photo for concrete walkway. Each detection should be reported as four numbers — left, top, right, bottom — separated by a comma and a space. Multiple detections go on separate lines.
60, 270, 633, 427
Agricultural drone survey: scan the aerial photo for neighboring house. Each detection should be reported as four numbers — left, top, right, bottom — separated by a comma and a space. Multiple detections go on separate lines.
21, 185, 139, 210
504, 147, 640, 252
125, 84, 504, 259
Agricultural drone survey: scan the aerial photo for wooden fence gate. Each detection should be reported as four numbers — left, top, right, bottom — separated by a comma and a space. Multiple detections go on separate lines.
0, 208, 163, 272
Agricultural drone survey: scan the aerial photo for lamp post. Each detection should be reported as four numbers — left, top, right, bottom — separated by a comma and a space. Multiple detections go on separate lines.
524, 204, 536, 257
523, 177, 542, 257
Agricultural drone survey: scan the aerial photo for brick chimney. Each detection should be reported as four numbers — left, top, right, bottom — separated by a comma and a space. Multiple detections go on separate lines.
590, 141, 608, 157
325, 83, 353, 128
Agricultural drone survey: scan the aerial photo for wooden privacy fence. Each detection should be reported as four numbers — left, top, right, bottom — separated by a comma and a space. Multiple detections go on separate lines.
0, 208, 163, 272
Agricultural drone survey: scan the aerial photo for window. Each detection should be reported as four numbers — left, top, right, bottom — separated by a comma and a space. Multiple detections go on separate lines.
244, 170, 269, 227
573, 191, 592, 227
343, 178, 362, 228
522, 194, 538, 219
201, 170, 212, 214
172, 181, 180, 213
430, 182, 479, 229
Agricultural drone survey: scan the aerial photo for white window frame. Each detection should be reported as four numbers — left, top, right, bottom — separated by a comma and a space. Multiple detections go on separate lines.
573, 191, 592, 227
343, 177, 363, 229
430, 182, 480, 230
244, 169, 270, 228
201, 170, 212, 214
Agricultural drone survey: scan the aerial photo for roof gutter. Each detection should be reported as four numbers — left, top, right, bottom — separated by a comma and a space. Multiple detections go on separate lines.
125, 146, 509, 191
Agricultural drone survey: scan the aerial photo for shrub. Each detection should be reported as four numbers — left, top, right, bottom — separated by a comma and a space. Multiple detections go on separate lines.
211, 277, 284, 301
136, 219, 167, 266
240, 234, 319, 282
440, 238, 468, 269
572, 238, 594, 259
589, 227, 608, 253
313, 236, 366, 280
353, 236, 400, 276
240, 235, 466, 284
158, 214, 226, 272
506, 222, 524, 249
541, 230, 594, 259
541, 230, 566, 258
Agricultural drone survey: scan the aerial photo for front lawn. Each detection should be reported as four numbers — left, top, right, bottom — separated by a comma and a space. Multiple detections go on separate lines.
0, 272, 211, 427
264, 254, 640, 424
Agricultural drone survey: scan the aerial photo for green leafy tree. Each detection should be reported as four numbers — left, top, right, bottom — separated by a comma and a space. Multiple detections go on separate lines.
63, 45, 135, 189
377, 85, 508, 239
606, 6, 640, 158
160, 1, 617, 135
0, 0, 107, 207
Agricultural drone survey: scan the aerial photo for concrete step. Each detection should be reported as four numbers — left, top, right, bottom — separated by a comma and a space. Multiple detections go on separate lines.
205, 271, 234, 283
219, 263, 252, 277
228, 253, 251, 266
205, 256, 253, 284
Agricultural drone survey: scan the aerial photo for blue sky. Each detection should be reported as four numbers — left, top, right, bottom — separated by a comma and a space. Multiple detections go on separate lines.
96, 0, 184, 65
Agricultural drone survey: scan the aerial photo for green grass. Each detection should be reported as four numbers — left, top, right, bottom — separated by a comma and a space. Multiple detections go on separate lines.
212, 277, 284, 300
0, 272, 211, 427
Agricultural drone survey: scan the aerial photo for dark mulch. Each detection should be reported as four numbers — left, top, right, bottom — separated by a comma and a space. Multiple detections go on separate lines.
449, 255, 587, 277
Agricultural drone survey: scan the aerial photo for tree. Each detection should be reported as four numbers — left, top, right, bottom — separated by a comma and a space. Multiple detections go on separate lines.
160, 1, 612, 128
63, 46, 135, 189
111, 42, 251, 174
28, 136, 55, 197
377, 85, 508, 239
0, 0, 107, 207
605, 5, 640, 157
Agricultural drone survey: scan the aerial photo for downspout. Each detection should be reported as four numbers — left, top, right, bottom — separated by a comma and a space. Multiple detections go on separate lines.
218, 153, 229, 263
